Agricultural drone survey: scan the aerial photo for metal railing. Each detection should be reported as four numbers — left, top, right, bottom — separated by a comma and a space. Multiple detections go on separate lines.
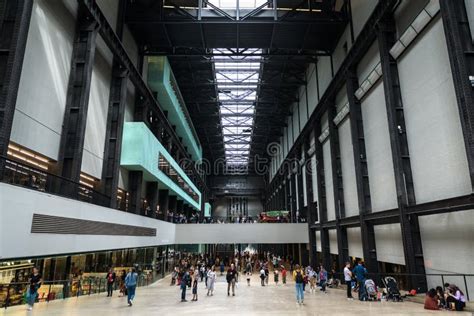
331, 272, 473, 301
0, 156, 110, 207
0, 272, 161, 310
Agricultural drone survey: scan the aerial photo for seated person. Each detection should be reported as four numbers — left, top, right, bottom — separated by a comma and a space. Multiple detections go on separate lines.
446, 285, 466, 311
436, 286, 447, 309
424, 288, 439, 310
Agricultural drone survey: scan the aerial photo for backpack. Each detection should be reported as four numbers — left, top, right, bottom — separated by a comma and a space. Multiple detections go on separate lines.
295, 271, 304, 284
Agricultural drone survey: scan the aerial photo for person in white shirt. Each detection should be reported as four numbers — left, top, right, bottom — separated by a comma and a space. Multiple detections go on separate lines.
207, 266, 217, 296
343, 262, 353, 300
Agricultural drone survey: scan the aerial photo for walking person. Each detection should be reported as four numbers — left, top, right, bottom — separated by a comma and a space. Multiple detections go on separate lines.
260, 267, 266, 286
106, 268, 116, 297
343, 262, 354, 300
26, 267, 42, 311
319, 265, 328, 293
293, 264, 305, 305
180, 269, 190, 302
274, 268, 279, 285
207, 266, 216, 296
264, 265, 269, 285
282, 266, 287, 285
125, 268, 138, 306
226, 263, 238, 296
353, 261, 368, 301
191, 278, 198, 301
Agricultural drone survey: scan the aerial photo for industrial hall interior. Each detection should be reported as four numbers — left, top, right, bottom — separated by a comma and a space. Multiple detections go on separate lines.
0, 0, 473, 315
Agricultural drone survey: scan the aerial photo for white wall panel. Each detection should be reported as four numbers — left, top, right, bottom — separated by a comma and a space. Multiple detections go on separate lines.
465, 0, 474, 42
419, 210, 474, 296
347, 227, 363, 259
394, 0, 428, 36
11, 0, 75, 160
361, 82, 398, 212
351, 0, 378, 38
317, 56, 332, 98
329, 229, 338, 255
299, 87, 308, 126
316, 230, 321, 251
292, 102, 300, 137
332, 26, 351, 73
307, 64, 319, 113
0, 183, 176, 260
339, 119, 359, 217
323, 140, 336, 221
82, 51, 112, 178
311, 155, 318, 205
398, 18, 471, 203
96, 0, 119, 31
374, 223, 405, 265
357, 41, 380, 84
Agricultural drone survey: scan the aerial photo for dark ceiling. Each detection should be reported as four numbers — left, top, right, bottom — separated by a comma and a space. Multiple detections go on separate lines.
125, 0, 348, 172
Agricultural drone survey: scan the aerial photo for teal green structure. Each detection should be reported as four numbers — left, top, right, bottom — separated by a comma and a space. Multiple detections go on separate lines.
120, 122, 201, 210
147, 56, 202, 161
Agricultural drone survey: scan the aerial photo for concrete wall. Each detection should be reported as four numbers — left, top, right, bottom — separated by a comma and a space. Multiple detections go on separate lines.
175, 223, 309, 244
398, 17, 471, 203
11, 0, 75, 160
0, 183, 176, 260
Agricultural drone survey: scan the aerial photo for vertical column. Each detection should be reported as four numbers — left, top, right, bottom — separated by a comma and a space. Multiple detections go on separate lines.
57, 6, 99, 183
296, 152, 305, 221
101, 0, 129, 207
168, 195, 177, 219
346, 68, 378, 273
0, 0, 33, 161
145, 182, 159, 218
328, 103, 349, 270
440, 0, 474, 189
159, 189, 170, 221
304, 138, 317, 266
314, 121, 330, 269
378, 16, 426, 291
128, 171, 143, 214
101, 64, 128, 207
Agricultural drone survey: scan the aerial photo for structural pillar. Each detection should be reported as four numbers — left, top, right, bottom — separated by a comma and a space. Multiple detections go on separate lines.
0, 0, 33, 162
57, 6, 99, 183
129, 171, 143, 215
159, 189, 170, 221
146, 182, 159, 218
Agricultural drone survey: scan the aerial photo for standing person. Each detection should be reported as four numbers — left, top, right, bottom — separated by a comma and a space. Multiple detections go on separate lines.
106, 268, 116, 297
319, 265, 328, 293
260, 267, 266, 286
180, 269, 190, 302
226, 263, 238, 296
26, 267, 42, 311
191, 278, 198, 301
125, 268, 138, 306
309, 268, 316, 293
220, 261, 225, 276
293, 264, 305, 305
274, 268, 279, 285
343, 262, 353, 300
119, 269, 126, 297
246, 269, 251, 286
281, 266, 287, 285
207, 266, 216, 296
264, 265, 269, 285
200, 265, 205, 282
353, 261, 368, 301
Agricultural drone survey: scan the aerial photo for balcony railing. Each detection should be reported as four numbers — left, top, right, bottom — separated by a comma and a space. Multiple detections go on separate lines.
0, 156, 110, 207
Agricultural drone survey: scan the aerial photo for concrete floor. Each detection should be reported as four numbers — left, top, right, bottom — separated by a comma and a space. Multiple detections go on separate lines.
2, 274, 470, 315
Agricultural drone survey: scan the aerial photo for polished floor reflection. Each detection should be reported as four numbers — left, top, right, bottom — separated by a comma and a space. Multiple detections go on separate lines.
2, 274, 469, 315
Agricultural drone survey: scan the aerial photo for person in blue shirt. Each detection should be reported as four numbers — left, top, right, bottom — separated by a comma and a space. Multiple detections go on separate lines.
180, 269, 190, 302
125, 268, 138, 306
353, 261, 368, 301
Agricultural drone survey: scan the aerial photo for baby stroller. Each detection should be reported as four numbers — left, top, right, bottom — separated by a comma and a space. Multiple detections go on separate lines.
364, 279, 378, 301
383, 276, 403, 302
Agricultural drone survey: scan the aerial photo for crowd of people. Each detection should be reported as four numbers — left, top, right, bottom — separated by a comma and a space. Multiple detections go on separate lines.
22, 253, 469, 312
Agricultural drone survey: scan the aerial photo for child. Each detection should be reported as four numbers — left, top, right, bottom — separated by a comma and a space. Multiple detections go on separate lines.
274, 268, 279, 285
281, 267, 287, 284
192, 278, 198, 301
246, 270, 251, 286
303, 274, 309, 292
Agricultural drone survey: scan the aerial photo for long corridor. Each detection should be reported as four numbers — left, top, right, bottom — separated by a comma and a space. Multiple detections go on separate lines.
2, 275, 468, 316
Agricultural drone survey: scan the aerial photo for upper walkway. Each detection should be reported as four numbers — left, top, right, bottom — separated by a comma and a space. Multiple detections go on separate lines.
2, 275, 467, 316
0, 183, 307, 260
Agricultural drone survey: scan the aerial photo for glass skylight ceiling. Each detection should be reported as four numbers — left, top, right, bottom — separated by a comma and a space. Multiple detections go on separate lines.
208, 0, 268, 9
213, 48, 262, 166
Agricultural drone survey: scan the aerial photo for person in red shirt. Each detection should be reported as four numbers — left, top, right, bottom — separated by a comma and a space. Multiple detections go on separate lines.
281, 267, 287, 284
424, 288, 439, 310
